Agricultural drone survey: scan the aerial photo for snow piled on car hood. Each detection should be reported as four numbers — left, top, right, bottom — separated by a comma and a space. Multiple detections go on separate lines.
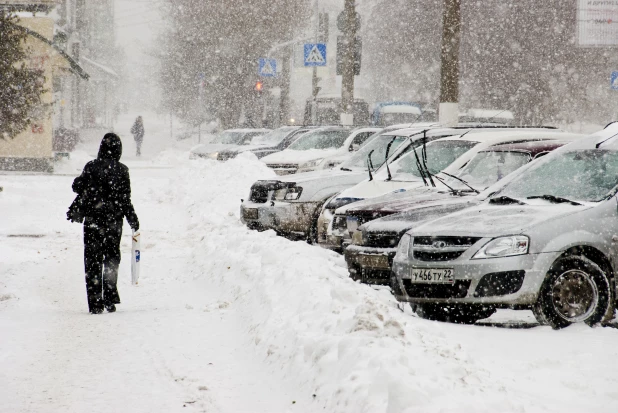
261, 149, 339, 165
159, 156, 616, 412
412, 202, 592, 237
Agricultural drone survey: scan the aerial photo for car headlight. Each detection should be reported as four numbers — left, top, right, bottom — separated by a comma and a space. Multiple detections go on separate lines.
284, 187, 303, 200
352, 230, 364, 245
207, 152, 219, 160
395, 234, 412, 261
472, 235, 529, 259
299, 158, 324, 169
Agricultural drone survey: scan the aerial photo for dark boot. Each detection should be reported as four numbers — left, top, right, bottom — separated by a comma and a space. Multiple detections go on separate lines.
105, 303, 116, 313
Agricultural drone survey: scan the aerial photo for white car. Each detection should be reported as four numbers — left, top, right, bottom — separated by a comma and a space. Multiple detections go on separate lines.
260, 127, 381, 175
189, 128, 271, 159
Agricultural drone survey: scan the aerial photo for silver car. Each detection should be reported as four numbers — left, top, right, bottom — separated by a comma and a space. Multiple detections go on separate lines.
392, 125, 618, 329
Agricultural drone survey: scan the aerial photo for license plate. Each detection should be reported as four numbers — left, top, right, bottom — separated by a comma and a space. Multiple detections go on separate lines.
243, 208, 258, 220
410, 268, 454, 284
358, 254, 390, 269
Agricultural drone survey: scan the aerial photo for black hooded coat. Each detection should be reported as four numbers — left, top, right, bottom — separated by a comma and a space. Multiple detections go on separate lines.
68, 133, 139, 313
69, 133, 139, 228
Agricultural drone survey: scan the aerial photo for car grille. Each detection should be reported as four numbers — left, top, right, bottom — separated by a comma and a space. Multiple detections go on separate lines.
217, 152, 237, 161
248, 181, 293, 204
403, 279, 471, 299
411, 236, 481, 262
364, 232, 400, 248
266, 164, 298, 175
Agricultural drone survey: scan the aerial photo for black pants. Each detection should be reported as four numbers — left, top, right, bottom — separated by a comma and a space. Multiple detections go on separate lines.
135, 138, 142, 156
83, 219, 122, 312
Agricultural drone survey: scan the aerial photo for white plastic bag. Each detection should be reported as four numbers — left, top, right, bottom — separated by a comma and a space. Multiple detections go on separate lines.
131, 230, 141, 285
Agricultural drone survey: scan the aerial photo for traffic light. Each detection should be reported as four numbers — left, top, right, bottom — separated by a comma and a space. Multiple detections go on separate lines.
255, 81, 264, 92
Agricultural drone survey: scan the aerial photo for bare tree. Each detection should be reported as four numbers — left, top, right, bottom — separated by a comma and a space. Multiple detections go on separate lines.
159, 0, 309, 129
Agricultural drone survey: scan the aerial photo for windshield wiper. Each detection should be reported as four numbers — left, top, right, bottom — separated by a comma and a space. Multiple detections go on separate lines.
527, 195, 582, 206
420, 134, 436, 187
384, 137, 397, 181
438, 172, 480, 194
340, 167, 352, 172
489, 196, 526, 205
412, 147, 430, 187
366, 149, 375, 181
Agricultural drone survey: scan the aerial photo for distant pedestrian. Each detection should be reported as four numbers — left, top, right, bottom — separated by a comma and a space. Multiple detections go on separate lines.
130, 116, 145, 157
67, 133, 140, 314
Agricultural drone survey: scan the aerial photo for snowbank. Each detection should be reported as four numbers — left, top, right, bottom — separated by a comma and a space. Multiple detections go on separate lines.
157, 156, 618, 412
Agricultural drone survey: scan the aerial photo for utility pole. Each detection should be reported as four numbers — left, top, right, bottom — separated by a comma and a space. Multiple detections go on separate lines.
438, 0, 461, 126
279, 50, 291, 126
311, 0, 320, 125
340, 0, 357, 126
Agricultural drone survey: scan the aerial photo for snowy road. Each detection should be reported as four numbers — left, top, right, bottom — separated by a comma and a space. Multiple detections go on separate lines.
2, 117, 618, 412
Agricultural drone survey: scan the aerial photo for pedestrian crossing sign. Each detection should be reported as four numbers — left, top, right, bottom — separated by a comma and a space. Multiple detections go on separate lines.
258, 58, 277, 77
304, 43, 327, 67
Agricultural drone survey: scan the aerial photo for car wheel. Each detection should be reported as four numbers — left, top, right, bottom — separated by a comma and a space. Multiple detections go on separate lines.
412, 303, 496, 324
532, 255, 612, 329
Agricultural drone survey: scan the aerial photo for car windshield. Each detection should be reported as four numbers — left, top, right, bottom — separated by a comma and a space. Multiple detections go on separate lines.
212, 131, 245, 144
496, 149, 618, 202
341, 134, 408, 170
447, 151, 531, 190
379, 140, 478, 181
251, 128, 295, 146
287, 130, 350, 151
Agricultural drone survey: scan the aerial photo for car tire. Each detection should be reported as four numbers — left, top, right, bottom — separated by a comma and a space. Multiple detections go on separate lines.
412, 303, 496, 324
532, 255, 612, 330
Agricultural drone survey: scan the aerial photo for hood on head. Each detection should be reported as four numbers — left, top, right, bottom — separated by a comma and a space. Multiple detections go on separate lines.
98, 133, 122, 161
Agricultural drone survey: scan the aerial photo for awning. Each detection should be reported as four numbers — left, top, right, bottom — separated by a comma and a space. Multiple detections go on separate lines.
81, 57, 119, 79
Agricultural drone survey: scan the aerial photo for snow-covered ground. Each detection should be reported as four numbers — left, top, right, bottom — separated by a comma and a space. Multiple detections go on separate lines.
2, 114, 618, 413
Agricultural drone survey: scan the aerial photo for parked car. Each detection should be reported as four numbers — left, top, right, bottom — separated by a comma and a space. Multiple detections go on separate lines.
372, 102, 421, 126
240, 126, 450, 241
321, 128, 567, 250
392, 124, 618, 328
189, 128, 271, 159
260, 127, 380, 175
215, 126, 307, 160
303, 95, 370, 126
342, 139, 577, 285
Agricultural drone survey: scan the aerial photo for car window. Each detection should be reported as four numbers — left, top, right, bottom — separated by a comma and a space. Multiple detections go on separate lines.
341, 134, 408, 170
287, 130, 350, 151
379, 140, 478, 181
498, 149, 618, 202
250, 128, 293, 146
451, 151, 531, 190
350, 132, 374, 149
241, 132, 267, 145
212, 131, 244, 144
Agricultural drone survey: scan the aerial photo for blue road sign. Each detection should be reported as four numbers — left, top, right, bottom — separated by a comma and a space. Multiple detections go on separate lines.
612, 71, 618, 90
304, 43, 327, 67
258, 58, 277, 77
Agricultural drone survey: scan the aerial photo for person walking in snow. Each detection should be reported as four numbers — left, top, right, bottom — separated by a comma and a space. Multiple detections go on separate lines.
67, 133, 140, 314
130, 116, 145, 157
